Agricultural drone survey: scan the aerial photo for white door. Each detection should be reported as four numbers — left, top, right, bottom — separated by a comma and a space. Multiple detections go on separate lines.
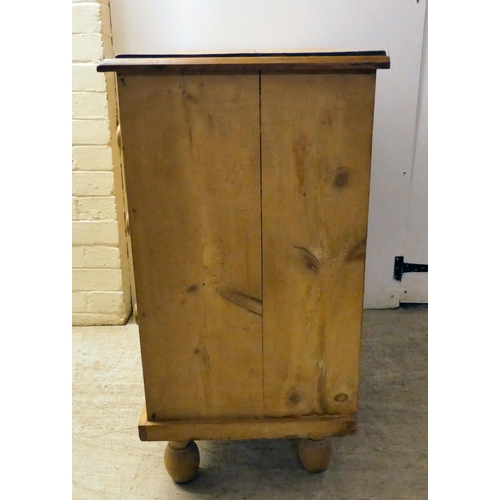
109, 0, 428, 308
400, 6, 428, 304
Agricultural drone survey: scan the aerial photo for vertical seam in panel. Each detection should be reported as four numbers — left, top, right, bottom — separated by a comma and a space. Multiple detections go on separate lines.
259, 72, 265, 407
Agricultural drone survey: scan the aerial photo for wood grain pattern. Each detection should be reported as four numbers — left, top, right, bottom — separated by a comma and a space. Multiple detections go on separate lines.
261, 73, 377, 418
138, 405, 356, 441
117, 74, 263, 421
97, 53, 389, 75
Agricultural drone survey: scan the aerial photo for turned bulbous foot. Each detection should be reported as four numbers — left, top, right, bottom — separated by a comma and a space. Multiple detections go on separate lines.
298, 438, 333, 473
164, 441, 200, 483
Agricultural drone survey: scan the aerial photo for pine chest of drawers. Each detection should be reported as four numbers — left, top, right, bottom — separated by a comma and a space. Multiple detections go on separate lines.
98, 51, 389, 482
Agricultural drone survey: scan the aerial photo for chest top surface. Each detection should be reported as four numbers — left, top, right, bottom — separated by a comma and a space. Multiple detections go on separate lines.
97, 51, 390, 75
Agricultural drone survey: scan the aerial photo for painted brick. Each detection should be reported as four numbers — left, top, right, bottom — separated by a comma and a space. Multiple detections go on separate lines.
73, 269, 123, 291
71, 3, 102, 33
72, 3, 101, 34
72, 118, 110, 145
72, 92, 108, 119
72, 33, 103, 63
73, 171, 114, 196
72, 246, 85, 267
72, 64, 106, 92
72, 145, 113, 171
72, 0, 108, 4
73, 220, 120, 245
87, 291, 126, 314
73, 292, 88, 312
72, 197, 79, 219
72, 246, 121, 268
76, 196, 117, 220
84, 246, 121, 268
72, 0, 129, 325
72, 313, 126, 326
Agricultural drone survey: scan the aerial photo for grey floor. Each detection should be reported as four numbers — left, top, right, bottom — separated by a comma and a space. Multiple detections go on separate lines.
73, 307, 427, 499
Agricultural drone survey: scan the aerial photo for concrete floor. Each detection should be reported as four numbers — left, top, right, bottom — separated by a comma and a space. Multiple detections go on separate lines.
73, 307, 427, 499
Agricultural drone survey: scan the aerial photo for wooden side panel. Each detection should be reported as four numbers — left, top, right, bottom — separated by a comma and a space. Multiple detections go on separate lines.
118, 74, 262, 420
261, 73, 376, 418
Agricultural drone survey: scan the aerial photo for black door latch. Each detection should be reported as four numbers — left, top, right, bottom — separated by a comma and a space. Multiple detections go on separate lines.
393, 256, 428, 281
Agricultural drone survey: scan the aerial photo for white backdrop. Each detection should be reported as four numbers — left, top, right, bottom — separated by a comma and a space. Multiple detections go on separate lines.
109, 0, 428, 307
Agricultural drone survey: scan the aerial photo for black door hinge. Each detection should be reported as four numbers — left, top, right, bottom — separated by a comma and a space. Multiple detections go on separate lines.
393, 256, 428, 281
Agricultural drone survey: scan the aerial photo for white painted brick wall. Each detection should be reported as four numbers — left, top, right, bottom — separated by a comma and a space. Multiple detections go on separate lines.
73, 269, 124, 291
72, 171, 115, 196
72, 33, 104, 63
72, 146, 112, 170
73, 119, 111, 145
72, 313, 128, 325
75, 197, 117, 220
72, 64, 107, 92
72, 0, 131, 325
72, 3, 102, 34
73, 221, 120, 246
72, 92, 108, 119
87, 292, 127, 313
73, 246, 121, 269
